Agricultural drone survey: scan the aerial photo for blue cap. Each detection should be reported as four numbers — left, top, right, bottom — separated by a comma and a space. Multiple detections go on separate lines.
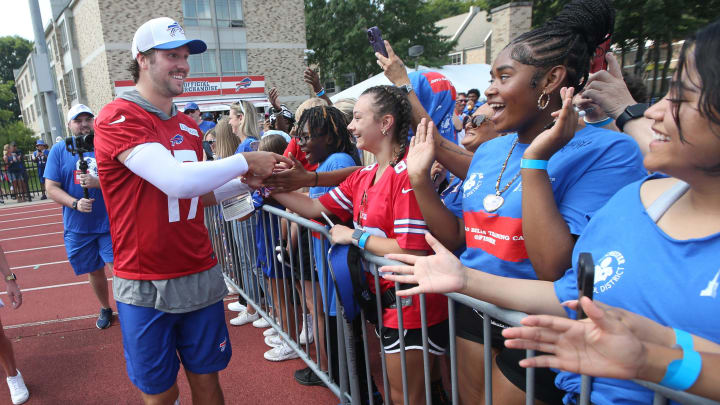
36, 139, 47, 146
409, 71, 457, 144
185, 102, 200, 111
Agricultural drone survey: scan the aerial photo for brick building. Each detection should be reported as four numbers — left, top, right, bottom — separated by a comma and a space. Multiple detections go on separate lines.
15, 0, 309, 142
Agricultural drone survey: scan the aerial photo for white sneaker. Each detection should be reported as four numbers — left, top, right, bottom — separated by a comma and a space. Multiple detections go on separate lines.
299, 314, 314, 344
225, 279, 240, 295
264, 342, 299, 362
264, 334, 283, 348
6, 370, 28, 405
227, 301, 246, 312
230, 310, 260, 326
263, 327, 279, 337
252, 316, 271, 328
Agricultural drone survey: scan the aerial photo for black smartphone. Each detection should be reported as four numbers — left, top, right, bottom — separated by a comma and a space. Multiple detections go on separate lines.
367, 26, 388, 58
590, 36, 611, 74
576, 252, 595, 320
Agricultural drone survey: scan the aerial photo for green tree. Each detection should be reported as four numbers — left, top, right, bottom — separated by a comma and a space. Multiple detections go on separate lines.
424, 0, 487, 20
305, 0, 457, 86
0, 36, 33, 119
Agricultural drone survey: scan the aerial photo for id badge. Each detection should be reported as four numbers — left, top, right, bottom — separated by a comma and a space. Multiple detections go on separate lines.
73, 170, 82, 184
221, 192, 254, 221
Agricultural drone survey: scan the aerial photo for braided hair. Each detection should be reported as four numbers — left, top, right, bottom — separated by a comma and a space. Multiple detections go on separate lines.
361, 85, 412, 166
508, 0, 615, 92
296, 105, 362, 165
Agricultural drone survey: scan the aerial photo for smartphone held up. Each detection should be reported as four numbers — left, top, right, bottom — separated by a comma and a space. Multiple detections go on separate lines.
367, 26, 388, 58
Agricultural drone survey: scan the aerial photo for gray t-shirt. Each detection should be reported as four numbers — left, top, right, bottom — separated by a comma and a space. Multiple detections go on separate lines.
111, 91, 227, 313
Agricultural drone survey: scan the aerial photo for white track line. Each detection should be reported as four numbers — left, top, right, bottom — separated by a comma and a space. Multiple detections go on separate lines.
0, 222, 63, 232
0, 208, 59, 218
5, 244, 65, 254
0, 214, 62, 224
4, 312, 117, 330
0, 203, 56, 213
0, 278, 112, 295
0, 231, 64, 242
11, 260, 69, 270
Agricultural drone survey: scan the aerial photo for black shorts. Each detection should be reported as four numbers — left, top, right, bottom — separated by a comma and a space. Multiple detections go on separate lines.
376, 320, 449, 355
455, 302, 566, 404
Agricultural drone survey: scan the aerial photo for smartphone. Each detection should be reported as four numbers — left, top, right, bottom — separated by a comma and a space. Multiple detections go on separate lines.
367, 26, 388, 58
576, 252, 595, 320
590, 36, 612, 74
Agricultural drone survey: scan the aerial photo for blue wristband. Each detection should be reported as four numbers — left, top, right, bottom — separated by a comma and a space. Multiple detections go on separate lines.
673, 328, 694, 351
358, 232, 371, 249
316, 88, 326, 97
584, 116, 614, 127
659, 347, 702, 391
520, 159, 548, 170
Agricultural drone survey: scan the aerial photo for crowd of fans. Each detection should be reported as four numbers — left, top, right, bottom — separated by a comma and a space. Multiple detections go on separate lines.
0, 0, 717, 404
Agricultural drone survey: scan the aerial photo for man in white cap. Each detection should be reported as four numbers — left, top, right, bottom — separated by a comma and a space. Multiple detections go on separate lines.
93, 17, 290, 404
44, 104, 114, 330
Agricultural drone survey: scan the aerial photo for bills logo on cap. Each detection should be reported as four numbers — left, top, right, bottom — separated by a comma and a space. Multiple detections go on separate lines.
167, 22, 184, 37
170, 134, 184, 146
219, 337, 227, 352
236, 77, 252, 91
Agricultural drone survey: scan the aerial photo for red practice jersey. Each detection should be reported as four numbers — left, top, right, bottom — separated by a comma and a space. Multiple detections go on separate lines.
319, 160, 448, 329
94, 99, 217, 280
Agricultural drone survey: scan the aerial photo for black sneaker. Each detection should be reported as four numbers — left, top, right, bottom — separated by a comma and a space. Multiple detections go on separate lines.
96, 308, 113, 329
294, 366, 325, 386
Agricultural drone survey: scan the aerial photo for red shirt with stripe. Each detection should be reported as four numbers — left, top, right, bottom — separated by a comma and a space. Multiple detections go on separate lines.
318, 160, 448, 329
93, 99, 217, 280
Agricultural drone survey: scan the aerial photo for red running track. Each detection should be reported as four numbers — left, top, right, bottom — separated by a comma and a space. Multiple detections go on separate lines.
0, 201, 337, 404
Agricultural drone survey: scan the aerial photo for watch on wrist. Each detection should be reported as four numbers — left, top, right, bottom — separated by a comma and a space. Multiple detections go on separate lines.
398, 83, 413, 94
351, 229, 364, 247
615, 103, 649, 132
5, 273, 16, 281
71, 200, 78, 210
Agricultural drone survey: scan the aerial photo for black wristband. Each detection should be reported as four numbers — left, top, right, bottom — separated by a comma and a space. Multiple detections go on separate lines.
615, 103, 649, 132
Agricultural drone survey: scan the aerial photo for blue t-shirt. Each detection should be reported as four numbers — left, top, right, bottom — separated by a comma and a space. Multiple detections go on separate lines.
198, 120, 216, 134
553, 175, 720, 404
309, 152, 358, 316
234, 137, 257, 154
43, 141, 110, 234
460, 127, 646, 280
441, 175, 466, 257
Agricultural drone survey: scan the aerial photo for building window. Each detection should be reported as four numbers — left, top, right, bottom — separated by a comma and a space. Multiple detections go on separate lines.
450, 52, 462, 65
16, 81, 23, 100
215, 0, 244, 27
220, 50, 247, 75
183, 0, 212, 26
30, 104, 35, 122
64, 72, 76, 103
58, 21, 69, 54
342, 73, 355, 90
189, 49, 217, 76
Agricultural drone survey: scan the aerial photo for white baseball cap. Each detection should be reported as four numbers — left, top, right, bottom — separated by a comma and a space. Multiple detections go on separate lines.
131, 17, 207, 59
66, 104, 94, 124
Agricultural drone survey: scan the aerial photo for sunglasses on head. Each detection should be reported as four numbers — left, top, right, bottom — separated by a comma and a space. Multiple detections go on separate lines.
463, 114, 487, 129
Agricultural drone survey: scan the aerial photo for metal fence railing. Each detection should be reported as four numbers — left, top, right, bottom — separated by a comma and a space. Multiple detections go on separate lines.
205, 204, 720, 405
0, 155, 47, 201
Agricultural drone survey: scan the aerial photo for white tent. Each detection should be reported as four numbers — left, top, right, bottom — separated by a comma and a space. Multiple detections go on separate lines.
330, 64, 491, 102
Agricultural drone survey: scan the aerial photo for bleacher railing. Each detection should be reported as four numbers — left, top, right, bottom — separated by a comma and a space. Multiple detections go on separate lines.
205, 204, 719, 405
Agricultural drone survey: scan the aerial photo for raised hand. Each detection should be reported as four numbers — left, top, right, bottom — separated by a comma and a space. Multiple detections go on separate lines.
381, 233, 467, 296
268, 87, 281, 110
524, 87, 579, 161
303, 68, 323, 93
375, 40, 411, 86
502, 297, 647, 379
407, 118, 437, 183
581, 53, 636, 119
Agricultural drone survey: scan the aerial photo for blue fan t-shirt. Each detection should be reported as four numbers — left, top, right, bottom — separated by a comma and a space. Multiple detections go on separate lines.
553, 174, 720, 404
441, 175, 466, 257
460, 127, 646, 280
43, 141, 110, 234
234, 137, 257, 154
309, 152, 358, 316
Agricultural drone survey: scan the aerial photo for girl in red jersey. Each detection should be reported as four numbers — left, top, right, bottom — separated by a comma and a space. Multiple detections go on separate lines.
273, 85, 448, 405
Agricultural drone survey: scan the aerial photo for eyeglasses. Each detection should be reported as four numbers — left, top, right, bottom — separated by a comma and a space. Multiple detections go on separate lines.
463, 114, 488, 129
206, 140, 215, 144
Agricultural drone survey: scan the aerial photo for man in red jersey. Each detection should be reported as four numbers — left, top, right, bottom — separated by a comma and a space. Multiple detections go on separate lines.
93, 17, 289, 405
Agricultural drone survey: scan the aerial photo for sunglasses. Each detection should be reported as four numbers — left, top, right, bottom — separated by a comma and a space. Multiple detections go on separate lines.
206, 140, 215, 144
456, 99, 467, 104
463, 114, 487, 129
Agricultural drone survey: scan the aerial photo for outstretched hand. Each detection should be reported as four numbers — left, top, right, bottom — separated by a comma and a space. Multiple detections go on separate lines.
502, 297, 647, 379
375, 40, 411, 86
380, 233, 467, 296
264, 153, 314, 193
242, 152, 293, 188
580, 53, 636, 119
407, 118, 437, 182
524, 87, 579, 161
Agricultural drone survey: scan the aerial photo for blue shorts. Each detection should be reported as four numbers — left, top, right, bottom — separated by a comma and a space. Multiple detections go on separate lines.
117, 300, 232, 395
63, 231, 113, 275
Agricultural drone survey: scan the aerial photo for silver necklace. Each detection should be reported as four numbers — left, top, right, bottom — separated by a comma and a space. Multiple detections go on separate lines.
483, 138, 520, 213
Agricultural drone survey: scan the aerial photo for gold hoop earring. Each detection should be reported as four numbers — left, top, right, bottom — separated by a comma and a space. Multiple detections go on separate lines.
538, 91, 550, 111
